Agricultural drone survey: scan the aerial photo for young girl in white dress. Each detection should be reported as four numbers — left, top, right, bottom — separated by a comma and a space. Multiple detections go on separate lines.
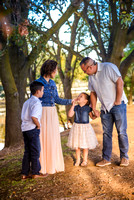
67, 92, 98, 166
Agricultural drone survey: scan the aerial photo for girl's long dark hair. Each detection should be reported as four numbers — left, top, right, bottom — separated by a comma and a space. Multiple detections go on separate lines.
81, 92, 90, 106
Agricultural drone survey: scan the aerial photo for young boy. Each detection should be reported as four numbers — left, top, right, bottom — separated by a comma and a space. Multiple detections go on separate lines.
21, 81, 46, 179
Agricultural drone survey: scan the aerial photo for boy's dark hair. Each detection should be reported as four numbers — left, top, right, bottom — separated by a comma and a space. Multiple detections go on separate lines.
30, 81, 44, 95
80, 57, 97, 66
41, 60, 57, 77
82, 92, 90, 106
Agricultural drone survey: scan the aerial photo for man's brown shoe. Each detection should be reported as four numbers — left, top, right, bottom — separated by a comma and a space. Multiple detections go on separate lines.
21, 175, 29, 180
32, 173, 48, 179
120, 158, 129, 167
96, 159, 111, 167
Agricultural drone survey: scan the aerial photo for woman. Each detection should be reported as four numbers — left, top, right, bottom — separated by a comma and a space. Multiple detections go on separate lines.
36, 60, 73, 174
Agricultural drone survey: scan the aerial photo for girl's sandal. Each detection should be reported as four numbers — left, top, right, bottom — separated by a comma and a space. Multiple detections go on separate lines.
74, 161, 80, 167
81, 161, 87, 167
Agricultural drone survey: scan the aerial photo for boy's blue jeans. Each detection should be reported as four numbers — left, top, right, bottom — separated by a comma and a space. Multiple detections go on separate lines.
22, 128, 41, 176
100, 102, 129, 161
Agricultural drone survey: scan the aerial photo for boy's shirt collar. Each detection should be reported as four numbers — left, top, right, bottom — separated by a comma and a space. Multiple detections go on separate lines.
31, 95, 38, 100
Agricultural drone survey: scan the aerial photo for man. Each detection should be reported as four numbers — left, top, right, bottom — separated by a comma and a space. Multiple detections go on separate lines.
80, 57, 129, 167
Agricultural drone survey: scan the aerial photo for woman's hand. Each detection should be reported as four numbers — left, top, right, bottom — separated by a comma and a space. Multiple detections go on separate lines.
72, 98, 77, 106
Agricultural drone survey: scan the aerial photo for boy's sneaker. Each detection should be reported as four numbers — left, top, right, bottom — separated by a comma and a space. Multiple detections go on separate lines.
96, 159, 111, 167
120, 158, 129, 167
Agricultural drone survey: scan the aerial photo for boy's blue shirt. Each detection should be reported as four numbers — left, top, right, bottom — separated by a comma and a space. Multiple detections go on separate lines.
36, 76, 72, 107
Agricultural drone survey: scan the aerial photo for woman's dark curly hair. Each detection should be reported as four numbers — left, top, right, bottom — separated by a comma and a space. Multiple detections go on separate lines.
81, 92, 90, 106
40, 60, 57, 77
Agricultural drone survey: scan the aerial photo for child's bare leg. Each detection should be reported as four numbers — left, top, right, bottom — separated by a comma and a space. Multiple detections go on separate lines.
75, 148, 80, 166
83, 148, 88, 162
81, 148, 88, 166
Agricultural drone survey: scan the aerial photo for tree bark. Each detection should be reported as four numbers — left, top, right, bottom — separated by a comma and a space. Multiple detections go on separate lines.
108, 24, 128, 66
0, 51, 22, 147
120, 50, 134, 80
128, 70, 134, 105
8, 41, 28, 107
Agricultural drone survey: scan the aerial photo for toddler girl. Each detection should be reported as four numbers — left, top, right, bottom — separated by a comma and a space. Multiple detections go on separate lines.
67, 92, 98, 166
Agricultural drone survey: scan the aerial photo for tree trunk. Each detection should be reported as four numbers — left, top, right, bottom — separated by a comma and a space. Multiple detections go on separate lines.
107, 24, 127, 66
128, 70, 134, 105
63, 77, 72, 120
0, 51, 22, 147
120, 50, 134, 79
8, 41, 28, 107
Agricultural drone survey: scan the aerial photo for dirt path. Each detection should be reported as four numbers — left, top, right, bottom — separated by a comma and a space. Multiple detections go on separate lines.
60, 104, 134, 200
0, 105, 134, 200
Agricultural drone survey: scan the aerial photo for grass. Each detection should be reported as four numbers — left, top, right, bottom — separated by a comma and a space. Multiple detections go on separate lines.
0, 134, 74, 199
61, 136, 74, 157
0, 136, 72, 199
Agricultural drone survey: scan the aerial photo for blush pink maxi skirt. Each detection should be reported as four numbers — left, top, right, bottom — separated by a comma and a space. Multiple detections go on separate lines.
39, 107, 64, 174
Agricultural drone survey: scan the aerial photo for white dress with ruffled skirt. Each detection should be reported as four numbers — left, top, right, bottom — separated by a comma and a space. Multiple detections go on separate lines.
67, 105, 98, 150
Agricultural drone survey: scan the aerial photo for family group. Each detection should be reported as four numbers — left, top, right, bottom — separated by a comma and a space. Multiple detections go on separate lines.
21, 58, 129, 179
